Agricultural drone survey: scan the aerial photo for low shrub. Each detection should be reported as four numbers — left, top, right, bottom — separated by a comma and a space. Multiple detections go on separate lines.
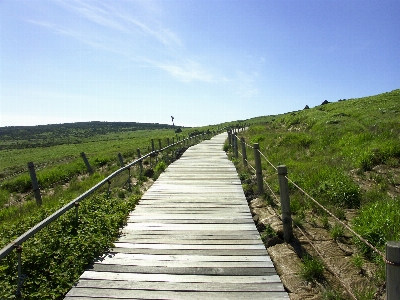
352, 198, 400, 257
300, 255, 324, 282
0, 192, 140, 299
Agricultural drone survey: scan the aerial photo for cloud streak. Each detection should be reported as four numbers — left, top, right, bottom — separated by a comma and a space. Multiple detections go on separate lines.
28, 0, 220, 83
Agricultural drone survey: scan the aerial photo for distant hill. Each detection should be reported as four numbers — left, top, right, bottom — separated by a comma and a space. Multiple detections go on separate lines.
0, 121, 179, 150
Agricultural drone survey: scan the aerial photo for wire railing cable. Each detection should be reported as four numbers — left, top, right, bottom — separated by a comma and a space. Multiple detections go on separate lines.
236, 139, 386, 261
286, 176, 386, 260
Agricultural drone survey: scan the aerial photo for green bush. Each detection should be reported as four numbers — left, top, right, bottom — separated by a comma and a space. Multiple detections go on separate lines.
300, 255, 324, 282
330, 223, 344, 240
358, 142, 400, 171
352, 198, 400, 256
303, 167, 360, 208
0, 193, 140, 299
1, 174, 32, 193
154, 161, 167, 173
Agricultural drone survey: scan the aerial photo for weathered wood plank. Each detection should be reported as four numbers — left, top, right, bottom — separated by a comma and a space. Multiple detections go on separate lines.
127, 214, 255, 220
123, 223, 257, 231
91, 253, 272, 262
78, 270, 282, 283
117, 237, 262, 244
66, 279, 284, 292
106, 248, 270, 256
89, 264, 277, 276
119, 230, 264, 237
113, 242, 265, 250
65, 290, 289, 300
96, 255, 273, 268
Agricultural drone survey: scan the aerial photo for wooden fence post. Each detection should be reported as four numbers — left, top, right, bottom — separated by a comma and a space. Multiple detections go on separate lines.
386, 241, 400, 300
233, 134, 238, 159
240, 137, 247, 166
253, 144, 264, 195
80, 152, 93, 175
118, 153, 125, 167
159, 139, 162, 151
228, 129, 232, 146
27, 162, 42, 206
277, 165, 293, 243
137, 149, 143, 176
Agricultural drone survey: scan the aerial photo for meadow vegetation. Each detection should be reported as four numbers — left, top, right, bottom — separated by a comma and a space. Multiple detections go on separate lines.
0, 122, 218, 298
232, 89, 400, 297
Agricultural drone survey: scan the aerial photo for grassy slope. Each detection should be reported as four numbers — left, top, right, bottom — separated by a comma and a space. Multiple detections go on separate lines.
239, 89, 400, 254
0, 125, 219, 298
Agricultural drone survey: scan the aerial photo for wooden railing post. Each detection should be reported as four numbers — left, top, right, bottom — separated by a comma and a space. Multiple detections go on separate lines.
233, 134, 238, 159
118, 153, 125, 167
27, 162, 42, 206
253, 144, 264, 195
159, 139, 162, 151
277, 165, 293, 243
137, 149, 143, 175
240, 137, 247, 166
386, 241, 400, 300
80, 152, 93, 175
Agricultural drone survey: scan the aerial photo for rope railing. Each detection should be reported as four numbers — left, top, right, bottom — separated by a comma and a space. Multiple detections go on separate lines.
234, 137, 386, 260
0, 129, 224, 296
293, 221, 358, 300
228, 132, 397, 298
286, 176, 386, 260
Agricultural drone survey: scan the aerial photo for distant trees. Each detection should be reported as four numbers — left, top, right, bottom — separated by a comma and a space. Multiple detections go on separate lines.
0, 122, 177, 150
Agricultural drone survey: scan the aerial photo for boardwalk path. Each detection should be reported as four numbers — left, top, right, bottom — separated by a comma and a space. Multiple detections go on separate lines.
65, 133, 289, 299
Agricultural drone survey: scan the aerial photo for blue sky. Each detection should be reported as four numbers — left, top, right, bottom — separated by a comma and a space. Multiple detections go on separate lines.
1, 0, 399, 127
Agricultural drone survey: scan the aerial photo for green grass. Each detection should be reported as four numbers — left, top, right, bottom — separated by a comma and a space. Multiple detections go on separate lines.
0, 126, 216, 213
0, 189, 141, 299
300, 255, 324, 282
0, 125, 223, 298
233, 89, 399, 289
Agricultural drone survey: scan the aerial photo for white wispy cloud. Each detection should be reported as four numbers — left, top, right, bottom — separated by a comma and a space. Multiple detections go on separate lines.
158, 60, 215, 82
26, 0, 222, 83
235, 71, 259, 98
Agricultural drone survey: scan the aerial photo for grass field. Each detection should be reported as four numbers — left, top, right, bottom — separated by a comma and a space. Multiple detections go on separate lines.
229, 89, 399, 298
240, 89, 400, 244
0, 123, 223, 299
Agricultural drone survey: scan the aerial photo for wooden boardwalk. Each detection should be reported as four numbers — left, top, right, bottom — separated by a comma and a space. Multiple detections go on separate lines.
65, 133, 289, 299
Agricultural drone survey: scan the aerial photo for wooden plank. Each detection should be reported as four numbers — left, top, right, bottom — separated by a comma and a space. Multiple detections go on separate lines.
65, 290, 289, 300
123, 223, 258, 231
90, 253, 272, 262
119, 230, 264, 237
107, 248, 270, 256
66, 279, 284, 292
117, 238, 262, 244
126, 219, 256, 224
113, 242, 266, 250
127, 214, 255, 220
78, 270, 282, 283
96, 255, 273, 268
89, 264, 277, 276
